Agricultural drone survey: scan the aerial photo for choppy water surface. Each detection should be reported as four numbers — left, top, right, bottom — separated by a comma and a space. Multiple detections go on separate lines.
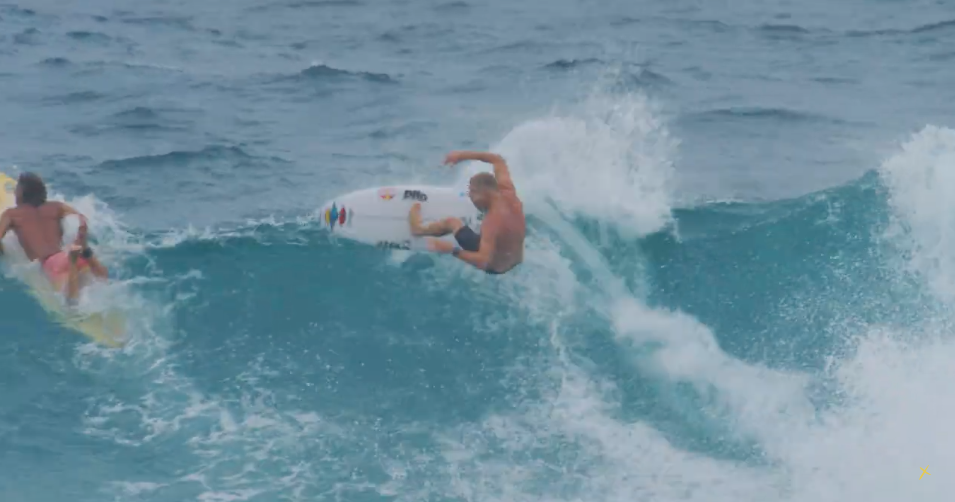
2, 0, 955, 500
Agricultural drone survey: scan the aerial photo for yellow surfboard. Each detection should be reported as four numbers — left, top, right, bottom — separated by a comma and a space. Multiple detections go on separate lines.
0, 173, 127, 347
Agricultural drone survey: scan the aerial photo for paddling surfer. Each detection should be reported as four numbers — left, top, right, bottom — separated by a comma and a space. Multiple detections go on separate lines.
0, 173, 108, 302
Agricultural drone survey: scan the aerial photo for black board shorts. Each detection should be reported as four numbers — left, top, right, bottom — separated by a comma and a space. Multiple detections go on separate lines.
453, 226, 503, 275
454, 225, 481, 252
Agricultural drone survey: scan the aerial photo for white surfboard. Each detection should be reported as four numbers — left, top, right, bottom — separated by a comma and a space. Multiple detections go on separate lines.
318, 185, 481, 251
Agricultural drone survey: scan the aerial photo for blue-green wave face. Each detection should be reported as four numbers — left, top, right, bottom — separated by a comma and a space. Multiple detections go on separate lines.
4, 116, 954, 501
4, 7, 955, 493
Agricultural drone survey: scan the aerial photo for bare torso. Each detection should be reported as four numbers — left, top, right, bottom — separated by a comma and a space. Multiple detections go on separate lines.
4, 203, 66, 261
481, 189, 525, 273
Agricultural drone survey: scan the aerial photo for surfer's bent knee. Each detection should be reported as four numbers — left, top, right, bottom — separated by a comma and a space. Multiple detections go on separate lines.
442, 217, 465, 233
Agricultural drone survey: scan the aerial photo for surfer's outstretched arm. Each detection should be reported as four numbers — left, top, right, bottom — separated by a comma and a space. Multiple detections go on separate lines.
444, 151, 515, 191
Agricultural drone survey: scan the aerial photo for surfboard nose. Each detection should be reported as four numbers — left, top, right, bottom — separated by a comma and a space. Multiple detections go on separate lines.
316, 185, 479, 249
319, 201, 351, 231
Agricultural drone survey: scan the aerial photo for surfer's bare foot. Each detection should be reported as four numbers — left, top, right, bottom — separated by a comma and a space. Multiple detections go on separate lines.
409, 203, 424, 235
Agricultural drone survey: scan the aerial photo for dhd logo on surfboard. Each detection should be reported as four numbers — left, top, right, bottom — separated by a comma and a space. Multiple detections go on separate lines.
403, 190, 427, 202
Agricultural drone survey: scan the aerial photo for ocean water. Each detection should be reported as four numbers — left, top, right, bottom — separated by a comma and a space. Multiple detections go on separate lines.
2, 0, 955, 500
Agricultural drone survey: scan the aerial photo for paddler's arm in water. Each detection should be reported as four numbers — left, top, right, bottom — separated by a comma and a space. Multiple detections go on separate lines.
445, 150, 515, 191
58, 202, 107, 279
0, 209, 12, 255
56, 202, 89, 246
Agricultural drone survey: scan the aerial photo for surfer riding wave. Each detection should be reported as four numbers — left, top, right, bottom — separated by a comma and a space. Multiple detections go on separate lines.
0, 173, 108, 303
408, 150, 525, 275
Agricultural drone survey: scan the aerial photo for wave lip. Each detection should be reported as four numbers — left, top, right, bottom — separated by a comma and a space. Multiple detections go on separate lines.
38, 57, 72, 67
490, 89, 676, 241
72, 106, 199, 136
297, 63, 396, 84
848, 19, 955, 37
879, 125, 955, 306
92, 145, 282, 174
683, 106, 846, 126
66, 30, 113, 43
247, 0, 362, 12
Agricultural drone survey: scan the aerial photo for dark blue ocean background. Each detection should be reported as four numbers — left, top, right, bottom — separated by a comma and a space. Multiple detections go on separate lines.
3, 0, 955, 500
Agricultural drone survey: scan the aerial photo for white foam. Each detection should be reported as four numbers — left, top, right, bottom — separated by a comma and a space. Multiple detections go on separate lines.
452, 91, 677, 241
880, 125, 955, 306
424, 105, 955, 502
31, 100, 955, 502
432, 324, 782, 502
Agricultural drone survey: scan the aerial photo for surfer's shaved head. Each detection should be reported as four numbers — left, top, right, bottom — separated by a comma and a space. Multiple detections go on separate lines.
469, 172, 497, 192
16, 172, 47, 207
468, 172, 498, 211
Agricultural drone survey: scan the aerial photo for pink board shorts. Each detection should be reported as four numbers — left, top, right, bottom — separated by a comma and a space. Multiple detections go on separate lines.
41, 251, 90, 283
